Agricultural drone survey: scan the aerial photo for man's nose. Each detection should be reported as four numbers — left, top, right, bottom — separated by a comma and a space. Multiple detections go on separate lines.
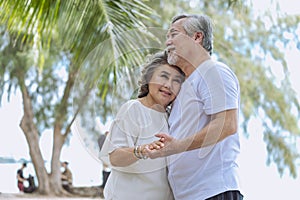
165, 38, 172, 46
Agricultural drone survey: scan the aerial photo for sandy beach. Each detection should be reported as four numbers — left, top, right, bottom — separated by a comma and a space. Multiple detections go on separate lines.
0, 193, 104, 200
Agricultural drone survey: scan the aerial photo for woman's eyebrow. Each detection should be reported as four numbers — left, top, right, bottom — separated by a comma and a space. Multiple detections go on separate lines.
160, 71, 170, 75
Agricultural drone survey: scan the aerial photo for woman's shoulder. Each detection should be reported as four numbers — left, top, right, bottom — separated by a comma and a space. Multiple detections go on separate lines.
116, 99, 144, 116
119, 99, 142, 110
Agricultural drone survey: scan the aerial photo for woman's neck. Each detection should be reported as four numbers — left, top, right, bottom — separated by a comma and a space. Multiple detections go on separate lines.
139, 96, 166, 112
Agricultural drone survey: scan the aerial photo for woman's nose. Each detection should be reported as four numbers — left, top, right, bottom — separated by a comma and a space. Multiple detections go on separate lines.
164, 79, 172, 89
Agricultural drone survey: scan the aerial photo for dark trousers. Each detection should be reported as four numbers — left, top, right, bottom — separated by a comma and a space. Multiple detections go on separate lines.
206, 190, 243, 200
101, 170, 111, 188
62, 184, 72, 193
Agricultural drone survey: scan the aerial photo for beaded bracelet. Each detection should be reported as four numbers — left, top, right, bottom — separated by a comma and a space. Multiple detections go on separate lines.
134, 145, 143, 159
134, 145, 148, 160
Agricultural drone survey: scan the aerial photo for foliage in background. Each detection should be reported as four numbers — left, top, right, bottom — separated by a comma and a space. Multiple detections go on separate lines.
0, 0, 160, 195
146, 0, 300, 177
209, 1, 300, 177
0, 1, 299, 195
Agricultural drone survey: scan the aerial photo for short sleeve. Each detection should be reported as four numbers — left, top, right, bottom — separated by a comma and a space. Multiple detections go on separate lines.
99, 100, 141, 165
200, 63, 239, 115
99, 100, 169, 173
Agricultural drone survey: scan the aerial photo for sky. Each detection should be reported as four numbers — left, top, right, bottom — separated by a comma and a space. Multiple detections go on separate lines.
0, 0, 300, 199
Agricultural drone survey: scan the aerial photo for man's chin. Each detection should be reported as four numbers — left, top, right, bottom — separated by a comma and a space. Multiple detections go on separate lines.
167, 56, 178, 66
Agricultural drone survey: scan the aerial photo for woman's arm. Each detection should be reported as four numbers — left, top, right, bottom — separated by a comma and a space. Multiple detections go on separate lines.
109, 145, 148, 167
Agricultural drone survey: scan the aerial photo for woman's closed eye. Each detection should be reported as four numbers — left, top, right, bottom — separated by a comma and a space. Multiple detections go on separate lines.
173, 78, 181, 84
161, 74, 169, 79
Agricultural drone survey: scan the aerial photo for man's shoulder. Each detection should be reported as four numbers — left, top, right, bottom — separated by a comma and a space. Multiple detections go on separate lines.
194, 60, 236, 81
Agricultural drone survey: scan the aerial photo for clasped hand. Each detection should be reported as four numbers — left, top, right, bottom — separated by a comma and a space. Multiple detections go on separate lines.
142, 133, 180, 159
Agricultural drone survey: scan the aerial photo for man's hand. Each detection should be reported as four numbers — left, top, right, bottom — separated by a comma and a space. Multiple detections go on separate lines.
145, 133, 181, 159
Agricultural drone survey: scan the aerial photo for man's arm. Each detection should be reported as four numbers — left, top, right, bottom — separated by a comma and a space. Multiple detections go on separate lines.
17, 172, 26, 182
183, 108, 238, 151
146, 109, 238, 158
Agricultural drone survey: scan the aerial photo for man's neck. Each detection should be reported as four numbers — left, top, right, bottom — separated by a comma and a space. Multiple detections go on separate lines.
184, 57, 211, 77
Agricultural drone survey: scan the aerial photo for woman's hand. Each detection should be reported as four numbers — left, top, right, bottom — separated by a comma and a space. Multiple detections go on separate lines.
144, 133, 181, 159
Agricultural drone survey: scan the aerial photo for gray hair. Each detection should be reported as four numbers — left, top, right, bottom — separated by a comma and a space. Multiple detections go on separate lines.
138, 51, 185, 98
171, 14, 213, 55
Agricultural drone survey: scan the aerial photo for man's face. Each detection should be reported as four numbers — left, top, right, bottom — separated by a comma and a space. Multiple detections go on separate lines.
165, 18, 195, 67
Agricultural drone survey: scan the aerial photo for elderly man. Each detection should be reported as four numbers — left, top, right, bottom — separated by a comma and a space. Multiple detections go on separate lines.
146, 14, 243, 200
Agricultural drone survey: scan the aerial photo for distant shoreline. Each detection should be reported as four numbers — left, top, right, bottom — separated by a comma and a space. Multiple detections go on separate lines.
0, 157, 44, 164
0, 157, 31, 164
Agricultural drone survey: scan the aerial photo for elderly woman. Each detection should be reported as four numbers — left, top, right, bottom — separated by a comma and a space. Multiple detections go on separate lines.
100, 51, 185, 200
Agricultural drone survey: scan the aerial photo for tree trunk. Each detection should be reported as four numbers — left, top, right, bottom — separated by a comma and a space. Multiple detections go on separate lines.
19, 80, 67, 196
49, 124, 67, 195
20, 115, 51, 194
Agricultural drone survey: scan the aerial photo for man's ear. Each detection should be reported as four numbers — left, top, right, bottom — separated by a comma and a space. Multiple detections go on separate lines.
193, 32, 204, 44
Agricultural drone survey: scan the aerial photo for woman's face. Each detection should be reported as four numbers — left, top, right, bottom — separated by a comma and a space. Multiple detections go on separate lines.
147, 64, 183, 108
